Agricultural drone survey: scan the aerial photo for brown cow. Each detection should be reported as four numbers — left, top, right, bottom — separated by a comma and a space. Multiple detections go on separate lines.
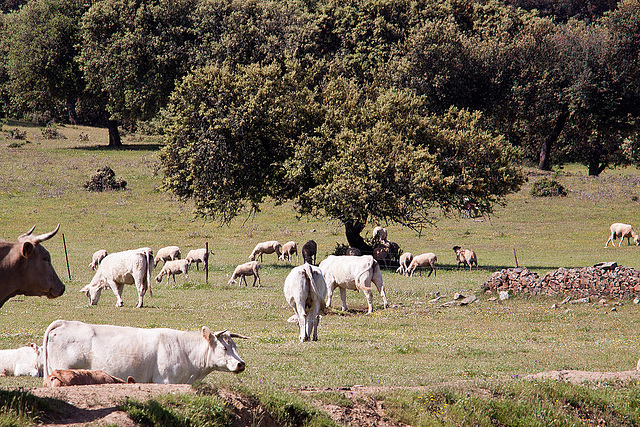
43, 369, 135, 387
0, 225, 65, 308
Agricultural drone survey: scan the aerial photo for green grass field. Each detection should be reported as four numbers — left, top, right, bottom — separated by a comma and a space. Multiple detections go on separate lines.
2, 121, 640, 425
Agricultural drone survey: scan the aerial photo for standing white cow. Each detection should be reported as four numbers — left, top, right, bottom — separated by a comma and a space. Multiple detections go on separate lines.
319, 255, 388, 314
43, 320, 248, 384
0, 344, 43, 377
80, 248, 153, 308
284, 263, 327, 342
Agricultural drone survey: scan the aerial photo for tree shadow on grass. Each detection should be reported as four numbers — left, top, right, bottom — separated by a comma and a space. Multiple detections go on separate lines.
70, 143, 161, 151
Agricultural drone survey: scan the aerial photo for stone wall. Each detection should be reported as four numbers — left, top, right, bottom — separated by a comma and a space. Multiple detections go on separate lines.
482, 264, 640, 299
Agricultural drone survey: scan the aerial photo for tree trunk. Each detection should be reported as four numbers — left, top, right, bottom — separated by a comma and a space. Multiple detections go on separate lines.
588, 134, 606, 176
107, 120, 122, 148
66, 100, 78, 125
538, 111, 568, 171
344, 220, 373, 255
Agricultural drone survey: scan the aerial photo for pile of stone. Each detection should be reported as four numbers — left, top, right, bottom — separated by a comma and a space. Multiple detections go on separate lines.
483, 262, 640, 299
482, 267, 541, 294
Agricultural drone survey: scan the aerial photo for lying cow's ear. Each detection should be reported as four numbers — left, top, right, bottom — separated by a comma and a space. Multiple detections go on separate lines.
202, 326, 211, 340
30, 343, 39, 353
21, 241, 35, 258
230, 333, 251, 340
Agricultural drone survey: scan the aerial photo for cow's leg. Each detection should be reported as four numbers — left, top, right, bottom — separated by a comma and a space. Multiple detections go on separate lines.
339, 287, 348, 311
107, 279, 124, 307
134, 278, 146, 308
294, 301, 308, 342
364, 289, 374, 314
312, 310, 321, 341
326, 282, 336, 308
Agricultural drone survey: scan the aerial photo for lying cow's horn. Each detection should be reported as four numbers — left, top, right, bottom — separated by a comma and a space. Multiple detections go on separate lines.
230, 333, 251, 340
32, 224, 60, 244
213, 329, 228, 338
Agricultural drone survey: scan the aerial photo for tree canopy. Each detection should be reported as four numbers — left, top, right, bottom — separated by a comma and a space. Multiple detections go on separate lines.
2, 0, 640, 243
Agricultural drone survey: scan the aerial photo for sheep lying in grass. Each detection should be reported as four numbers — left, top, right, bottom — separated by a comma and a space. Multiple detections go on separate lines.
155, 259, 190, 284
605, 223, 640, 247
406, 252, 437, 277
279, 241, 298, 263
453, 246, 477, 271
229, 261, 261, 287
89, 250, 107, 270
154, 246, 181, 267
396, 252, 413, 275
185, 248, 209, 270
249, 241, 282, 262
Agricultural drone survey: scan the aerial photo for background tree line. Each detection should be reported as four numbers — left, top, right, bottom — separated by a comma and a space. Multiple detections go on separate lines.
1, 0, 639, 249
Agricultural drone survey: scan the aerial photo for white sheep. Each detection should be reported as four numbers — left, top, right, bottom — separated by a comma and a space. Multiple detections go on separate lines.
185, 248, 209, 270
605, 223, 640, 247
406, 252, 437, 277
89, 249, 108, 270
154, 246, 181, 267
279, 241, 298, 263
396, 252, 413, 276
228, 261, 261, 287
155, 259, 190, 284
249, 241, 282, 262
372, 226, 388, 243
452, 246, 477, 271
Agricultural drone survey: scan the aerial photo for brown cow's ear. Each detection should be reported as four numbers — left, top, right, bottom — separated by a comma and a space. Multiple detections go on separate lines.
21, 241, 35, 258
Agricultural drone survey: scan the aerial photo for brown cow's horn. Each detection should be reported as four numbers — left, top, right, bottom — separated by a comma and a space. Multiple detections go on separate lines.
230, 333, 251, 340
18, 225, 37, 241
33, 224, 60, 244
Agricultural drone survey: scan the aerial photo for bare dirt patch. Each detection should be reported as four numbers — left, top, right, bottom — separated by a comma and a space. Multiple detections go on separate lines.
31, 383, 193, 426
28, 384, 410, 426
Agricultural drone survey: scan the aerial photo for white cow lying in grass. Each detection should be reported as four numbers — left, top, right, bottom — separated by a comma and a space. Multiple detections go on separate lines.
0, 344, 43, 377
284, 263, 327, 342
43, 320, 248, 384
80, 248, 153, 308
319, 255, 387, 314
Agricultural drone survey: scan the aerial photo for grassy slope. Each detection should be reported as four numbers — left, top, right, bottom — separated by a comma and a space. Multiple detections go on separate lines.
2, 122, 640, 421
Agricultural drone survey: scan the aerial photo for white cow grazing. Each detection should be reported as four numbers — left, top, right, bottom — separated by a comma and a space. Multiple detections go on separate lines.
0, 344, 43, 377
80, 248, 153, 308
319, 255, 388, 314
89, 249, 108, 270
43, 320, 248, 384
284, 263, 327, 342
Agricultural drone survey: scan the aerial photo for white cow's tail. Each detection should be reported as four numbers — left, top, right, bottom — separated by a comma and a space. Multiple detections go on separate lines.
354, 258, 375, 291
42, 319, 65, 379
303, 263, 327, 313
144, 249, 153, 297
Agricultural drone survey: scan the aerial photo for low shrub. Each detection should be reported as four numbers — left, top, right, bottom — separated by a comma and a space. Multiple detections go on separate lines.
84, 166, 127, 192
530, 177, 567, 197
7, 128, 27, 140
40, 124, 66, 140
